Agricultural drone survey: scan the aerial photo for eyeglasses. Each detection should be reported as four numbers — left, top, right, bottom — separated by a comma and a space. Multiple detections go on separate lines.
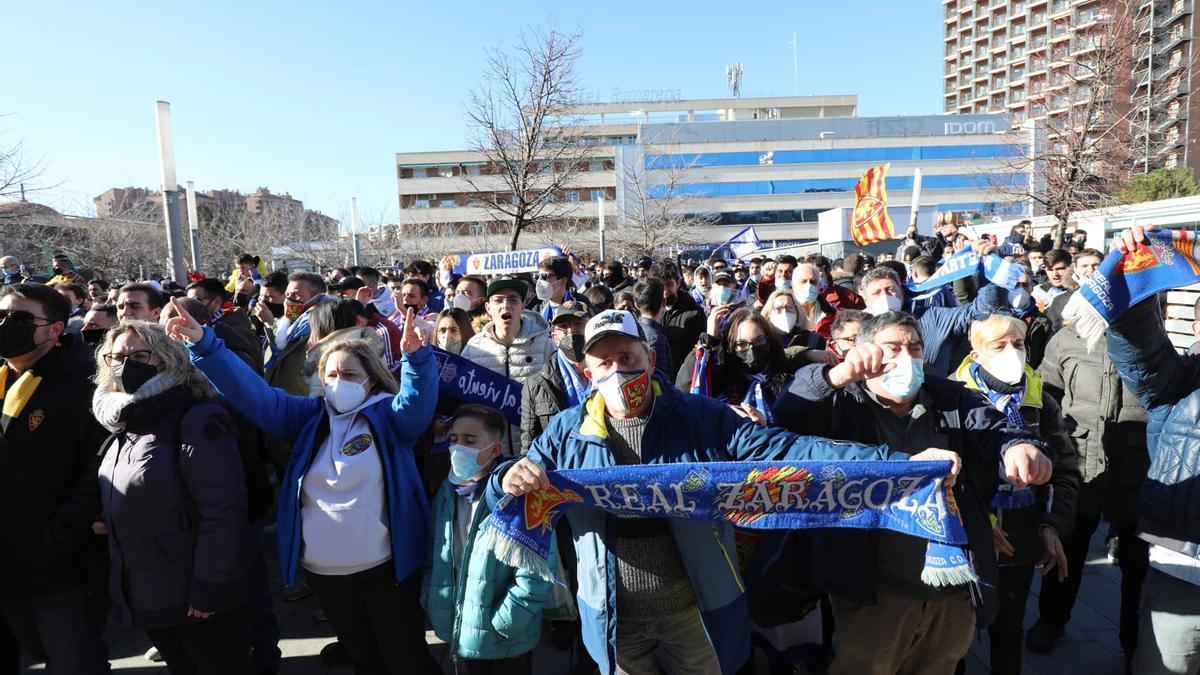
102, 350, 155, 367
535, 272, 556, 281
732, 337, 769, 352
830, 335, 857, 346
0, 309, 52, 326
489, 296, 523, 307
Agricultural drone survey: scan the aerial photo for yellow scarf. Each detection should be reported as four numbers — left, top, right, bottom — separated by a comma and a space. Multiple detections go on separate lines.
0, 364, 43, 422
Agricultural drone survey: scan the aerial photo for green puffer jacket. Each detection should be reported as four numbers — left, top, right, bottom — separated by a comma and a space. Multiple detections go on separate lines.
421, 478, 557, 660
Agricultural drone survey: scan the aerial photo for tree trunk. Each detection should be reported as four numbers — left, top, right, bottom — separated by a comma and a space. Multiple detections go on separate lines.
1052, 215, 1067, 250
508, 217, 523, 251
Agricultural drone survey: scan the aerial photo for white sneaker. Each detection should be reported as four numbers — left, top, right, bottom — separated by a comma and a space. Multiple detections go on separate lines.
145, 646, 164, 663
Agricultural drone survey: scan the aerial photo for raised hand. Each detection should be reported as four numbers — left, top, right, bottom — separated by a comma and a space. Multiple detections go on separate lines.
827, 343, 892, 388
1113, 224, 1159, 255
1002, 443, 1053, 488
501, 458, 550, 496
400, 307, 423, 354
165, 296, 204, 344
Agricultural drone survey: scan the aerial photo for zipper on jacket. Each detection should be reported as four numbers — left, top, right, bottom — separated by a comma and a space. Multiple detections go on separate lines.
713, 528, 745, 593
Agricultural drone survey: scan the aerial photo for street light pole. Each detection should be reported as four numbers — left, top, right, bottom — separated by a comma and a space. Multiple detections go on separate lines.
154, 101, 188, 283
185, 181, 202, 273
350, 197, 362, 266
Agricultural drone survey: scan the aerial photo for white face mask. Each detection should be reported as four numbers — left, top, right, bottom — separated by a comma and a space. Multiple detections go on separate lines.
325, 378, 368, 414
535, 278, 556, 302
769, 310, 798, 334
594, 369, 651, 415
452, 293, 473, 311
984, 348, 1026, 385
439, 336, 462, 353
876, 352, 924, 399
866, 293, 903, 316
793, 282, 819, 305
1010, 287, 1032, 310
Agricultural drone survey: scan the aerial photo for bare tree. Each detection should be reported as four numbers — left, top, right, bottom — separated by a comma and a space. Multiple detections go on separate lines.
463, 25, 591, 251
608, 152, 714, 257
0, 124, 48, 207
985, 0, 1155, 247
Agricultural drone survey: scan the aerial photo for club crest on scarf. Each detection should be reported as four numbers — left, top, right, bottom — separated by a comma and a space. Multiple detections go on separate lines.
719, 466, 813, 526
1117, 240, 1169, 274
523, 484, 584, 534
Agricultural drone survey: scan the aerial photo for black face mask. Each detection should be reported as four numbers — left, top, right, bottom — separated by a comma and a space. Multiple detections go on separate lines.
0, 318, 39, 359
557, 334, 586, 363
112, 359, 159, 394
81, 328, 107, 346
265, 302, 285, 319
736, 344, 771, 374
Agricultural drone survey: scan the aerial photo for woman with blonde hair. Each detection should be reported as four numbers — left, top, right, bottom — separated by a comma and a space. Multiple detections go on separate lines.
165, 299, 441, 674
92, 320, 257, 674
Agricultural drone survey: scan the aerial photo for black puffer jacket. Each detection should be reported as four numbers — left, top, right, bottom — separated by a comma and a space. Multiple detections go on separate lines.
97, 384, 255, 627
520, 357, 570, 454
0, 333, 106, 593
661, 290, 707, 369
1039, 321, 1149, 523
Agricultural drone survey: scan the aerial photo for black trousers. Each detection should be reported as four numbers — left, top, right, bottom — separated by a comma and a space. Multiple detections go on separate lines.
306, 562, 441, 675
143, 607, 253, 675
1036, 509, 1149, 654
988, 565, 1036, 675
455, 651, 533, 675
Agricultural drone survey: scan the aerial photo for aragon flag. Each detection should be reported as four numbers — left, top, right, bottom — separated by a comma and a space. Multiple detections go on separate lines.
851, 163, 896, 248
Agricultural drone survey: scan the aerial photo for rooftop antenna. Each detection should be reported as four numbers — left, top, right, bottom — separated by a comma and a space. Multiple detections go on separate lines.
789, 32, 798, 95
726, 62, 743, 98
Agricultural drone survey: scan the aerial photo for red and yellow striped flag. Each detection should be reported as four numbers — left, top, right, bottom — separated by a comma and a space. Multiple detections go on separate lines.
850, 163, 896, 248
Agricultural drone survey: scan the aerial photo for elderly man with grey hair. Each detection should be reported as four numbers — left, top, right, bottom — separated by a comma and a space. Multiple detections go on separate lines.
0, 256, 24, 285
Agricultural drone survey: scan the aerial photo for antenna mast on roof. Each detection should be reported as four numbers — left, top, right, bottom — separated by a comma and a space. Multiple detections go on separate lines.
726, 62, 743, 98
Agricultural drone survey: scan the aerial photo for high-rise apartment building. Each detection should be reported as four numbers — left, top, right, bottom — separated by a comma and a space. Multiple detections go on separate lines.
943, 0, 1198, 174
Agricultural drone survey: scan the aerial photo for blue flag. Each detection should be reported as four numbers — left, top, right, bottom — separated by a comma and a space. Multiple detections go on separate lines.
432, 347, 523, 424
722, 226, 762, 259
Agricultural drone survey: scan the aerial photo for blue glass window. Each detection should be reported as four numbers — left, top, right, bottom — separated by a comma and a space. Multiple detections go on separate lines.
649, 173, 1026, 198
645, 144, 1025, 169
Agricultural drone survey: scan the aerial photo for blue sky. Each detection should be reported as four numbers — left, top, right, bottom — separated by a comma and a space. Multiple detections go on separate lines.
2, 1, 943, 226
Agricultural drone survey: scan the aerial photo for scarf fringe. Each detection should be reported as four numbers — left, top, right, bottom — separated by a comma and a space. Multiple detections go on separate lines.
482, 518, 557, 584
920, 562, 980, 588
1062, 291, 1108, 353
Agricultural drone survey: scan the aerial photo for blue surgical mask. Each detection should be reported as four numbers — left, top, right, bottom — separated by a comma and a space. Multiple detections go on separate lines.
712, 286, 736, 306
749, 273, 761, 283
448, 443, 493, 485
878, 353, 924, 399
777, 278, 793, 292
794, 283, 819, 304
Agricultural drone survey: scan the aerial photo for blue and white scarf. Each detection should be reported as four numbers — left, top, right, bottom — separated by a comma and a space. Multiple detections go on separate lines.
1066, 228, 1200, 350
907, 247, 1025, 294
556, 351, 590, 407
541, 289, 576, 322
484, 460, 976, 589
967, 362, 1035, 509
742, 373, 776, 425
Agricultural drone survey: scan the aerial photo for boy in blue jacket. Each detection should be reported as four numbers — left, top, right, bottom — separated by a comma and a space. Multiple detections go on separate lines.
423, 404, 555, 674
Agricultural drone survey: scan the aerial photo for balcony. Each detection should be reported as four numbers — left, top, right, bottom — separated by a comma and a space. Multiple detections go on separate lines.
1159, 31, 1191, 53
1155, 1, 1193, 28
1155, 60, 1185, 82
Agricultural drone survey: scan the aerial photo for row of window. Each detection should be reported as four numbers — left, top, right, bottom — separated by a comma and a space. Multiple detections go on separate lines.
644, 144, 1023, 170
649, 173, 1027, 199
408, 188, 608, 209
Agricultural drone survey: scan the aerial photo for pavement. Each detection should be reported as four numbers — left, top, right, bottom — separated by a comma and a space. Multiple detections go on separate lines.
24, 527, 1128, 674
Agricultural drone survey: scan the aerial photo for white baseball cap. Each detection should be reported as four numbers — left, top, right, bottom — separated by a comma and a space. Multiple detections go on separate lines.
583, 309, 646, 355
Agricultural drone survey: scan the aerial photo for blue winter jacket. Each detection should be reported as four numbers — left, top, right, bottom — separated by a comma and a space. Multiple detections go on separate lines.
422, 478, 556, 660
187, 327, 438, 587
487, 374, 900, 675
1107, 298, 1200, 558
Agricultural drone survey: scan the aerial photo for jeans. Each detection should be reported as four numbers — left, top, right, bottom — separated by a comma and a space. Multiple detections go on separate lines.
1037, 508, 1149, 653
305, 562, 440, 675
988, 565, 1037, 675
0, 584, 107, 674
143, 607, 253, 675
1133, 567, 1200, 674
829, 589, 975, 675
616, 609, 721, 675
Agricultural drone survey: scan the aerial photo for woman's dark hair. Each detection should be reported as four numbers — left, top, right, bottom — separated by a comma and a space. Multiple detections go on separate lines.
310, 299, 367, 340
236, 253, 260, 267
436, 307, 476, 343
717, 308, 791, 399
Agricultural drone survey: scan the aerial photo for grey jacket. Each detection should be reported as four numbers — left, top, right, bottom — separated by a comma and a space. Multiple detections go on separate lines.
97, 385, 255, 627
459, 310, 556, 385
1039, 322, 1149, 521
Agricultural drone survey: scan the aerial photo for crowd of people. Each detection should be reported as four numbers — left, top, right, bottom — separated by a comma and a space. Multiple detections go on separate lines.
0, 215, 1196, 675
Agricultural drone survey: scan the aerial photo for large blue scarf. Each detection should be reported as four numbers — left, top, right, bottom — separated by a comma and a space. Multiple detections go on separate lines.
483, 460, 976, 589
907, 247, 1026, 293
1065, 229, 1200, 350
556, 351, 590, 407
